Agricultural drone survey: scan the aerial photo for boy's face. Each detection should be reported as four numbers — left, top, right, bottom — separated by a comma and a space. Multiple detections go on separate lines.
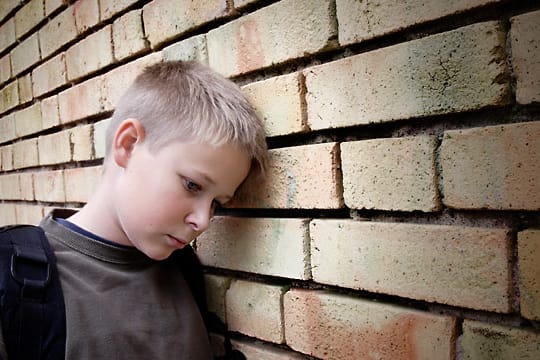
113, 138, 251, 260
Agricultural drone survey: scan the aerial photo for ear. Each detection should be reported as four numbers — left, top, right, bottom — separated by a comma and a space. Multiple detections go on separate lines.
112, 119, 145, 169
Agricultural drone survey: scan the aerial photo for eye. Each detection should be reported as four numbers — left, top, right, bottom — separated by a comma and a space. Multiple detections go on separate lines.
183, 178, 201, 193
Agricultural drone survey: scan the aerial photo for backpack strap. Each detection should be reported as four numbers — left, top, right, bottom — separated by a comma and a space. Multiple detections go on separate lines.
0, 225, 66, 360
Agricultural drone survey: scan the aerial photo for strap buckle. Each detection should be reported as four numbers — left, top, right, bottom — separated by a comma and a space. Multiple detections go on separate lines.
10, 247, 51, 299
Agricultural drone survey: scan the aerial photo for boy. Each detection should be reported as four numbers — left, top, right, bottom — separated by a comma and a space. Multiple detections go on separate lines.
0, 61, 267, 359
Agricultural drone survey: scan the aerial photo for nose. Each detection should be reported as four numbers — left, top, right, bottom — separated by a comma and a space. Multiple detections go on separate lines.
186, 202, 212, 233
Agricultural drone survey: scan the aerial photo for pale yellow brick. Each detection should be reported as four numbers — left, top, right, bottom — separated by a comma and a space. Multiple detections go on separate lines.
197, 217, 310, 279
226, 280, 285, 344
66, 25, 113, 81
41, 95, 60, 129
18, 73, 32, 104
38, 130, 71, 165
32, 53, 67, 97
14, 0, 45, 38
15, 103, 42, 137
163, 35, 208, 64
0, 55, 11, 84
284, 289, 456, 360
113, 9, 148, 61
310, 220, 511, 312
1, 145, 13, 171
39, 7, 77, 58
19, 172, 34, 200
10, 33, 40, 76
242, 72, 307, 137
99, 0, 138, 21
305, 21, 510, 130
231, 143, 343, 209
15, 204, 43, 225
341, 136, 440, 212
73, 0, 99, 34
230, 340, 306, 360
0, 203, 17, 226
45, 0, 65, 16
33, 169, 65, 202
0, 173, 21, 199
0, 18, 16, 53
0, 113, 16, 143
518, 229, 540, 321
1, 80, 19, 113
93, 118, 110, 159
204, 274, 231, 324
0, 0, 20, 23
63, 166, 101, 203
70, 124, 94, 161
13, 138, 38, 169
58, 76, 104, 123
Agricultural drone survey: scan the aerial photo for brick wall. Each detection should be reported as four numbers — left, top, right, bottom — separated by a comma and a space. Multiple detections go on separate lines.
0, 0, 539, 358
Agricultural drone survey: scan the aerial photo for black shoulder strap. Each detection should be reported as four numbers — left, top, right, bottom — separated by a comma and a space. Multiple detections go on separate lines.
0, 225, 66, 360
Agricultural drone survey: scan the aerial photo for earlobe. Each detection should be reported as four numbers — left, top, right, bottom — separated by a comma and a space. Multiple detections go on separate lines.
112, 119, 145, 168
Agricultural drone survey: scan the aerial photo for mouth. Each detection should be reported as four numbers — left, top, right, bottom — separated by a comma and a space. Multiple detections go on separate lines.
167, 235, 188, 249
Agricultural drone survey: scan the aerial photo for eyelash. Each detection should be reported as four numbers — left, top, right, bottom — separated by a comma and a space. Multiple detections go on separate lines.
183, 178, 222, 209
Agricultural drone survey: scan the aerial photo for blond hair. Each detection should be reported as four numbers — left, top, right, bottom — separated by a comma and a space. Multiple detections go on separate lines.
105, 61, 267, 175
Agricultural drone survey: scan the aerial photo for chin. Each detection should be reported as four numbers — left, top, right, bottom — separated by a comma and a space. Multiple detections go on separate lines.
142, 247, 174, 261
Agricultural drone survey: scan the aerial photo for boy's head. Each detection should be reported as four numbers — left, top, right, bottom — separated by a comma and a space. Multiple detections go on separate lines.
105, 61, 267, 175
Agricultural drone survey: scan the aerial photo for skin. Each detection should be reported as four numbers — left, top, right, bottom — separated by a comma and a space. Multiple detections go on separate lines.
68, 118, 251, 260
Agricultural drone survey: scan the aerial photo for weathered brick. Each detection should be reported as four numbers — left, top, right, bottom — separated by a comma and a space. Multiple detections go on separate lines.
441, 121, 540, 210
19, 172, 34, 200
112, 9, 148, 61
0, 203, 17, 226
32, 53, 67, 97
310, 220, 511, 312
0, 0, 20, 23
226, 280, 285, 344
511, 10, 540, 104
100, 0, 138, 21
207, 0, 336, 77
231, 143, 343, 209
518, 229, 540, 321
45, 0, 65, 16
0, 173, 21, 199
58, 76, 103, 123
204, 274, 230, 324
18, 73, 32, 104
73, 0, 99, 34
38, 130, 71, 165
337, 0, 503, 45
66, 25, 113, 81
14, 0, 45, 38
93, 118, 110, 159
70, 124, 93, 161
64, 166, 101, 203
39, 7, 77, 59
233, 0, 257, 8
231, 339, 306, 360
0, 113, 16, 143
0, 55, 11, 84
462, 321, 540, 359
1, 145, 13, 170
13, 138, 38, 169
10, 33, 40, 76
0, 18, 16, 53
341, 136, 439, 212
197, 217, 310, 279
284, 289, 456, 360
15, 204, 43, 225
14, 103, 42, 137
163, 35, 208, 64
242, 72, 307, 137
34, 169, 65, 202
305, 21, 510, 130
143, 0, 228, 49
1, 80, 19, 113
41, 95, 61, 129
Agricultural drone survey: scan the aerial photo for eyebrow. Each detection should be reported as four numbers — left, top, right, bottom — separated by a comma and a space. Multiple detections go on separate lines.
196, 170, 234, 201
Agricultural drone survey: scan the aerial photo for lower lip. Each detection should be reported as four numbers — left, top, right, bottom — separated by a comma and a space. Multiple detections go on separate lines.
167, 235, 188, 249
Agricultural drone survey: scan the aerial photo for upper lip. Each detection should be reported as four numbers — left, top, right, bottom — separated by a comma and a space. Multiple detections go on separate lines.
169, 234, 188, 244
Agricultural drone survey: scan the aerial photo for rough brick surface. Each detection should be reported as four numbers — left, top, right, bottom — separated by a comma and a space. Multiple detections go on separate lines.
0, 1, 19, 23
58, 76, 103, 123
518, 229, 540, 321
14, 103, 42, 137
143, 0, 228, 48
163, 35, 208, 64
0, 18, 15, 54
305, 21, 510, 130
204, 274, 230, 324
242, 72, 307, 137
341, 136, 440, 212
70, 124, 93, 161
33, 169, 65, 202
336, 0, 502, 45
15, 204, 43, 225
32, 53, 67, 97
64, 166, 101, 202
284, 289, 456, 360
38, 130, 71, 165
231, 339, 306, 360
0, 203, 16, 226
13, 138, 38, 169
0, 55, 11, 84
0, 173, 20, 199
112, 9, 148, 61
93, 118, 110, 159
1, 80, 19, 113
11, 33, 40, 76
197, 217, 310, 279
45, 0, 64, 16
226, 280, 285, 344
440, 121, 540, 210
73, 0, 99, 34
66, 25, 113, 81
231, 143, 343, 209
511, 10, 540, 104
0, 113, 15, 143
99, 0, 139, 21
19, 172, 34, 200
462, 321, 540, 359
40, 95, 60, 129
1, 145, 13, 170
39, 7, 78, 59
207, 0, 337, 77
14, 0, 44, 39
310, 220, 511, 312
18, 74, 32, 104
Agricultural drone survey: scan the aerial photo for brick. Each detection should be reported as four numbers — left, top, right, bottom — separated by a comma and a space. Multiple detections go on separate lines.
143, 0, 228, 49
15, 103, 42, 137
462, 321, 540, 359
93, 118, 110, 159
18, 73, 33, 104
162, 35, 208, 64
41, 95, 61, 129
32, 53, 67, 97
39, 7, 77, 59
66, 25, 113, 81
73, 0, 99, 34
337, 0, 503, 45
310, 220, 511, 312
511, 10, 540, 104
100, 0, 138, 21
305, 21, 510, 130
45, 0, 65, 16
15, 204, 43, 225
19, 172, 34, 200
0, 55, 11, 84
14, 0, 45, 38
441, 121, 540, 210
113, 9, 148, 61
231, 339, 306, 360
0, 173, 21, 199
284, 289, 456, 360
0, 18, 16, 53
11, 33, 40, 76
58, 76, 104, 123
38, 130, 71, 165
242, 72, 307, 137
518, 229, 540, 321
233, 0, 257, 8
70, 124, 94, 161
197, 217, 310, 279
207, 0, 336, 77
1, 145, 13, 170
0, 113, 16, 143
231, 143, 343, 209
13, 138, 38, 169
0, 203, 17, 226
226, 280, 285, 343
341, 136, 439, 212
204, 274, 231, 324
64, 166, 101, 202
1, 80, 19, 113
34, 169, 65, 202
0, 0, 20, 23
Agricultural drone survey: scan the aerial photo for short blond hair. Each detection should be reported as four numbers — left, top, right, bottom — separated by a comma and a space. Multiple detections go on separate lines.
105, 61, 267, 175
